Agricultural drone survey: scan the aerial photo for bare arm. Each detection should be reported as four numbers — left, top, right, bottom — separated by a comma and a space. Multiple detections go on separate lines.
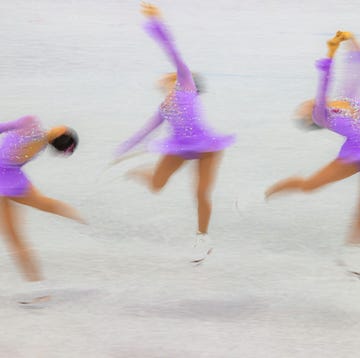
0, 115, 36, 133
141, 3, 195, 89
312, 58, 332, 128
313, 31, 353, 127
115, 111, 164, 157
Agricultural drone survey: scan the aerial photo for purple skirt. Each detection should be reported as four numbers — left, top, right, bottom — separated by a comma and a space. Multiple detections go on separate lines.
336, 140, 360, 164
148, 133, 236, 159
0, 166, 30, 197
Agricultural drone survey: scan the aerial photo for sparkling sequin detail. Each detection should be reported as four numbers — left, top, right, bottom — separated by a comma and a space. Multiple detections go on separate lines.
116, 18, 236, 159
0, 116, 47, 196
155, 82, 235, 159
324, 99, 360, 162
328, 97, 360, 120
0, 116, 46, 167
314, 55, 360, 163
160, 83, 201, 138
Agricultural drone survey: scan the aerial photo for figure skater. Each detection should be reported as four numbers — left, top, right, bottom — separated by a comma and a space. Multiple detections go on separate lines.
0, 114, 83, 303
115, 3, 235, 262
266, 31, 360, 272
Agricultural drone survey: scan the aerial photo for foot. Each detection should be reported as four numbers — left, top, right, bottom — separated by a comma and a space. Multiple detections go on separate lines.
17, 280, 51, 307
76, 216, 88, 225
265, 177, 303, 200
265, 185, 277, 200
265, 183, 284, 199
190, 232, 213, 263
18, 295, 51, 306
125, 167, 152, 185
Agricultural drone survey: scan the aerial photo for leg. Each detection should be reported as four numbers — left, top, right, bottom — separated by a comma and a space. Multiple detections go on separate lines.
10, 186, 85, 223
0, 197, 42, 281
196, 151, 223, 233
128, 155, 186, 192
266, 159, 359, 198
151, 155, 186, 191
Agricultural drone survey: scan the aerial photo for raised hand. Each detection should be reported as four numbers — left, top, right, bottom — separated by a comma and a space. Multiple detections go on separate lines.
327, 31, 353, 58
140, 2, 161, 18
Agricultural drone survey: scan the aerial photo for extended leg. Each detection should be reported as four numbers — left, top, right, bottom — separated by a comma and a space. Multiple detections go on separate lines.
11, 186, 85, 223
0, 198, 42, 281
266, 159, 359, 199
128, 155, 186, 192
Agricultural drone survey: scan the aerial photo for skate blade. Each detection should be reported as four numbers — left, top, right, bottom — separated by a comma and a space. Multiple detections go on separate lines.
190, 248, 213, 265
348, 271, 360, 278
18, 295, 51, 308
190, 257, 206, 264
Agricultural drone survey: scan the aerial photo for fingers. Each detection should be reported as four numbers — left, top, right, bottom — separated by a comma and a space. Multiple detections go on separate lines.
140, 2, 161, 17
326, 32, 352, 58
344, 32, 353, 40
330, 31, 353, 44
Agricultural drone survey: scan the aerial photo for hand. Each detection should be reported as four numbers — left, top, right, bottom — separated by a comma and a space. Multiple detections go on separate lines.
327, 31, 353, 58
327, 31, 353, 49
335, 30, 353, 41
140, 2, 161, 18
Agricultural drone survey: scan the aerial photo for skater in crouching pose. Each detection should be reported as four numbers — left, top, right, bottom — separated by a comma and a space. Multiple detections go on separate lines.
115, 3, 235, 262
0, 114, 84, 303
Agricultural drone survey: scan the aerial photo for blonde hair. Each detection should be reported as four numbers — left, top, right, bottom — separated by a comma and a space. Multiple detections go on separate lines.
158, 72, 205, 93
295, 99, 315, 121
328, 100, 352, 110
295, 98, 357, 130
158, 73, 177, 88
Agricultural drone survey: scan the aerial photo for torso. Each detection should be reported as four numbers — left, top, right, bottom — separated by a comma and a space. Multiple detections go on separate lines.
159, 82, 207, 139
0, 118, 47, 167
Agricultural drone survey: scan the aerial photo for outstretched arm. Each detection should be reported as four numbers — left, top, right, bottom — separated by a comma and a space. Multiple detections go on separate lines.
0, 115, 36, 133
141, 3, 195, 89
115, 111, 164, 157
313, 31, 353, 128
312, 58, 332, 128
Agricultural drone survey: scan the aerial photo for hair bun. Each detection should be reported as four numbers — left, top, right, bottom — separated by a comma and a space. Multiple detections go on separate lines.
50, 127, 79, 155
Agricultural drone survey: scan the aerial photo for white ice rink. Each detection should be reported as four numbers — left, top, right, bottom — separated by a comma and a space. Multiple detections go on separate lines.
1, 0, 360, 357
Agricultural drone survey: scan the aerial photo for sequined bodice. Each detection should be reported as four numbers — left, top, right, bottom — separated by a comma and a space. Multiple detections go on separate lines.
328, 97, 360, 120
0, 119, 46, 166
324, 97, 360, 146
114, 18, 236, 159
159, 83, 207, 139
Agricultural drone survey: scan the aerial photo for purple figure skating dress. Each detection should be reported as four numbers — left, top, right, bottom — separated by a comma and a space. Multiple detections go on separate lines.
116, 18, 235, 160
0, 115, 46, 196
313, 51, 360, 163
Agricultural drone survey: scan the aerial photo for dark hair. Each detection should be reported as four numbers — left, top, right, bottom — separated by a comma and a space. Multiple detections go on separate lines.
192, 73, 206, 94
50, 127, 79, 155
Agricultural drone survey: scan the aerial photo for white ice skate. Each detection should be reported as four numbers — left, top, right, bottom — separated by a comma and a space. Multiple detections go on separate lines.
338, 244, 360, 277
190, 232, 213, 264
17, 281, 51, 308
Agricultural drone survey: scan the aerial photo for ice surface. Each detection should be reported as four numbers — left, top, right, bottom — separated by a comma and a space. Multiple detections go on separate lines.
1, 1, 360, 357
